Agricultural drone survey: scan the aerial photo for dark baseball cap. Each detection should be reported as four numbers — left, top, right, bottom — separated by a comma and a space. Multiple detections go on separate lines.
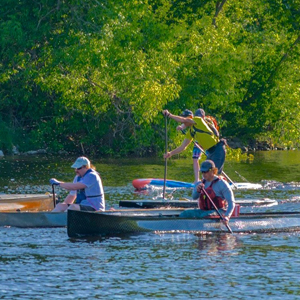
181, 109, 194, 117
195, 108, 205, 117
200, 160, 215, 172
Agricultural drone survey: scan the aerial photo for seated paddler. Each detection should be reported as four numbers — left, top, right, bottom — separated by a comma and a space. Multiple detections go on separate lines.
180, 160, 235, 226
50, 156, 105, 212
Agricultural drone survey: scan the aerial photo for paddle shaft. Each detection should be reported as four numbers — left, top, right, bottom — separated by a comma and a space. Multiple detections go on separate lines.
181, 130, 238, 189
200, 186, 233, 234
235, 171, 249, 183
163, 114, 168, 199
52, 184, 56, 208
221, 170, 238, 189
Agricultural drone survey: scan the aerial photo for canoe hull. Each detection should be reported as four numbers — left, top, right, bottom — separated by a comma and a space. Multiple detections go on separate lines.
67, 209, 300, 238
119, 198, 278, 209
0, 212, 66, 227
0, 194, 55, 212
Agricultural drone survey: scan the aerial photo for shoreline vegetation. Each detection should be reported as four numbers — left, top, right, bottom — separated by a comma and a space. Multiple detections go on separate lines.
1, 1, 299, 157
0, 138, 298, 160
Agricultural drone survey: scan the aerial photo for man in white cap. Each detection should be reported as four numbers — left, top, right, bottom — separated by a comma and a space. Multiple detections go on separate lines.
50, 156, 105, 212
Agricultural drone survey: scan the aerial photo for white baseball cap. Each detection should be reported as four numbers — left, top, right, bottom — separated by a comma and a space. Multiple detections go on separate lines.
71, 156, 90, 169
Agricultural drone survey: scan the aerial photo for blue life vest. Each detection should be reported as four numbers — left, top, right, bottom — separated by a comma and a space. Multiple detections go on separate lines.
75, 169, 101, 204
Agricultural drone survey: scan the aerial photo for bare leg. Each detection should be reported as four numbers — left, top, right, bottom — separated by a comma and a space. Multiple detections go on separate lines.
52, 194, 76, 212
52, 203, 68, 212
68, 204, 81, 211
193, 158, 200, 183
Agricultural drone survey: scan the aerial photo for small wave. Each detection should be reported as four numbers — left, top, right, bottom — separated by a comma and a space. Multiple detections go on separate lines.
261, 180, 300, 190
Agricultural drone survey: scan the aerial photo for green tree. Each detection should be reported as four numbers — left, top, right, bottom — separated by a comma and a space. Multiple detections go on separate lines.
0, 0, 299, 155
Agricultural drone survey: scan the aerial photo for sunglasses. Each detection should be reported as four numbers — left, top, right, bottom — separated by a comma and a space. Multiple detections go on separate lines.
201, 169, 211, 174
76, 166, 83, 170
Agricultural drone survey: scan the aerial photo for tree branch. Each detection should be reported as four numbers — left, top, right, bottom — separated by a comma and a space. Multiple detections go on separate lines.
244, 32, 300, 103
267, 32, 300, 84
212, 0, 227, 28
36, 0, 61, 30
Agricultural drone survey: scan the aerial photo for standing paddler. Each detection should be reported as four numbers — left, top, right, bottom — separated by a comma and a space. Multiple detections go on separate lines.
176, 108, 220, 183
162, 109, 226, 175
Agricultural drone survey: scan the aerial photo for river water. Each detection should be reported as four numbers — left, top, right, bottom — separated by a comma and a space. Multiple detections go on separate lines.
1, 151, 300, 299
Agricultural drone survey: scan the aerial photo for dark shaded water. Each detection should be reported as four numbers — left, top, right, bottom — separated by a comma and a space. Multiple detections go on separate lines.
1, 151, 300, 299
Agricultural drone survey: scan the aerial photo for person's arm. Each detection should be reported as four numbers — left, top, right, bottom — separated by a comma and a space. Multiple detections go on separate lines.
164, 138, 191, 158
163, 110, 195, 125
50, 177, 86, 190
59, 182, 87, 191
219, 181, 235, 218
210, 125, 219, 137
176, 124, 187, 131
204, 119, 219, 137
62, 194, 76, 204
192, 181, 203, 199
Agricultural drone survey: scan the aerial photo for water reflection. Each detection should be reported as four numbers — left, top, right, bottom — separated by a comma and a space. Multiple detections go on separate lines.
69, 231, 243, 257
195, 233, 241, 254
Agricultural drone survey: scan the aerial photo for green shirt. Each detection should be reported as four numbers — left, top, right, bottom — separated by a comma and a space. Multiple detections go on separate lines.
185, 117, 219, 150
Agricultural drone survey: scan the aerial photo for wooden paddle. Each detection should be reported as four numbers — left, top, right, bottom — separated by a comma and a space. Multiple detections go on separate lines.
52, 184, 56, 208
200, 185, 233, 234
163, 114, 168, 199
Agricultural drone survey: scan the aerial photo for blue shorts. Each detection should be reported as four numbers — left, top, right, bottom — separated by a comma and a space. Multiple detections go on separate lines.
206, 141, 226, 174
192, 144, 202, 159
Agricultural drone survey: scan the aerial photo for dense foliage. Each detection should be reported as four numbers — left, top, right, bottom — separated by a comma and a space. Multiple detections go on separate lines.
0, 0, 299, 155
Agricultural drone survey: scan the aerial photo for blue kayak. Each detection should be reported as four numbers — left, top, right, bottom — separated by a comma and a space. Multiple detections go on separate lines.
132, 178, 194, 189
132, 178, 263, 190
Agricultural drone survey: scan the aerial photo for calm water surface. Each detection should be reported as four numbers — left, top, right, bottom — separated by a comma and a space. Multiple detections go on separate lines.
1, 151, 300, 299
